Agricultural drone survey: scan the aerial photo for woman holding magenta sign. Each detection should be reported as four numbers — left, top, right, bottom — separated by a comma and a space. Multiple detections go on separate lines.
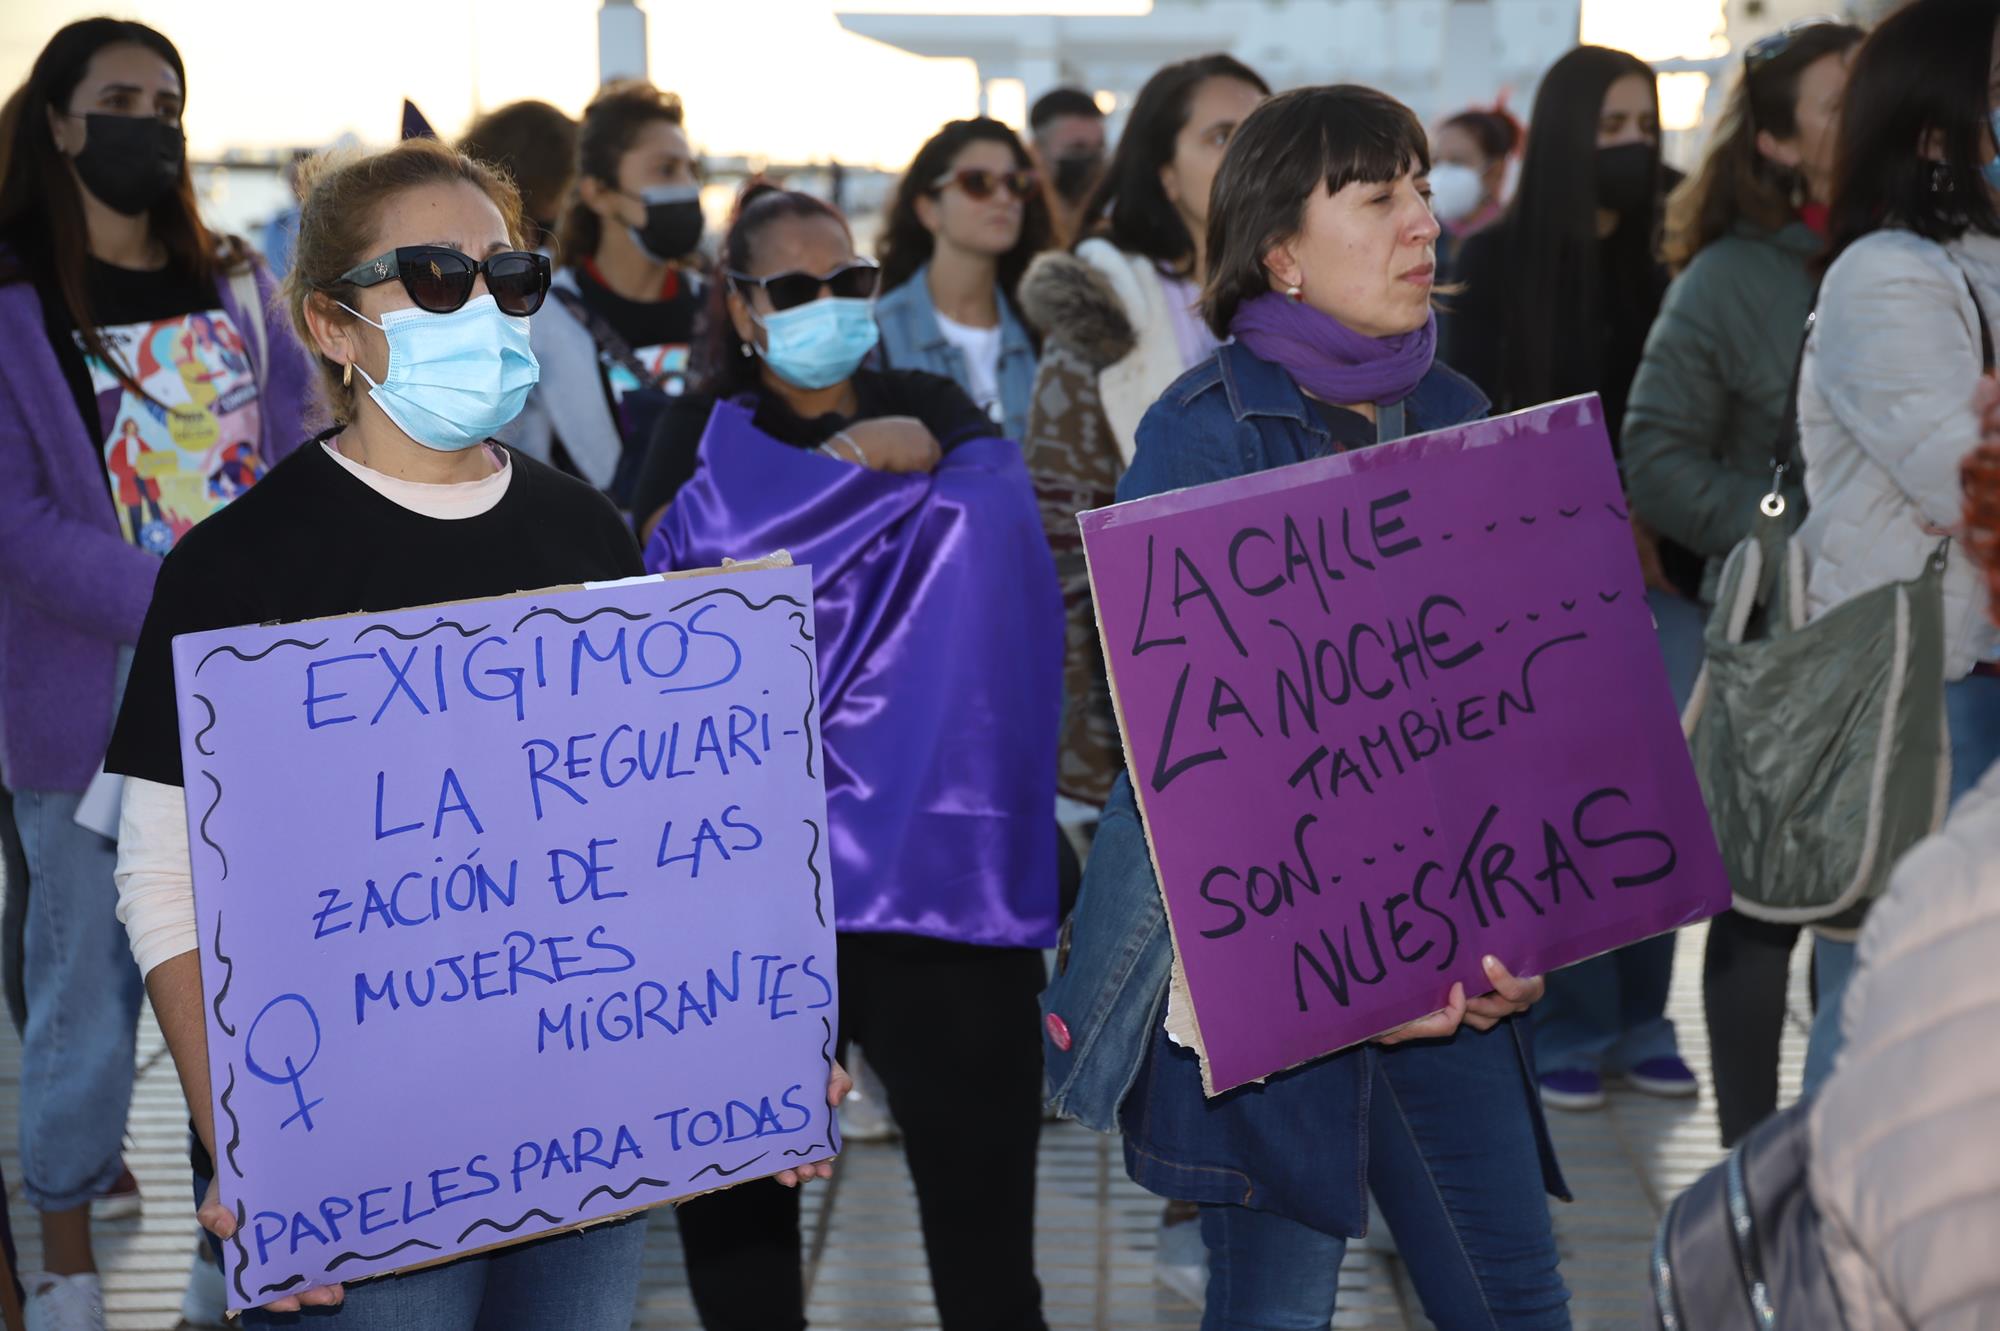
102, 138, 847, 1327
1043, 87, 1571, 1329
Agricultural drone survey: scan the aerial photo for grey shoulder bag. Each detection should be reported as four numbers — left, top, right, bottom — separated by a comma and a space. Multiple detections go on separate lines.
1681, 273, 1990, 928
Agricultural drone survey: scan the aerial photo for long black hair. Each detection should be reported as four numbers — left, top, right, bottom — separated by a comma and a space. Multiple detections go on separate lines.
1082, 53, 1270, 275
1826, 0, 2000, 267
0, 19, 237, 387
1493, 45, 1660, 412
700, 184, 854, 398
877, 117, 1051, 313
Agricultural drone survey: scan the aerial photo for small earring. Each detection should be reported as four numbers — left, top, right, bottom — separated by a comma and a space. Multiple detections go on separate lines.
1285, 284, 1304, 303
342, 362, 352, 387
1931, 162, 1956, 195
741, 342, 755, 359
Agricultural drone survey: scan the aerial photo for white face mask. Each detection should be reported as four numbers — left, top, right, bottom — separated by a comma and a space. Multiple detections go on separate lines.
1428, 162, 1486, 224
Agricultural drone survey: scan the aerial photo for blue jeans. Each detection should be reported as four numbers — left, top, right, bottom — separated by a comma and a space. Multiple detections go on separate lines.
12, 787, 142, 1211
1197, 1041, 1569, 1330
1529, 590, 1700, 1077
1804, 672, 2000, 1092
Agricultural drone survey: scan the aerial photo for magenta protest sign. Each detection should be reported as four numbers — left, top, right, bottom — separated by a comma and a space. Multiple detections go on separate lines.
1082, 397, 1729, 1094
173, 562, 838, 1309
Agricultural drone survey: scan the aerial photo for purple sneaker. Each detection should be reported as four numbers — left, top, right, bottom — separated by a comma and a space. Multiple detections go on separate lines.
1623, 1056, 1699, 1099
1537, 1068, 1605, 1111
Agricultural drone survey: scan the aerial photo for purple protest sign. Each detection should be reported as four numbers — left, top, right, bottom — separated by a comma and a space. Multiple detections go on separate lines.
1082, 397, 1729, 1094
173, 562, 838, 1309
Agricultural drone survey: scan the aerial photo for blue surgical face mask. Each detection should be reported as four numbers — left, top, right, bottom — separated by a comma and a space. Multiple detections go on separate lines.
340, 294, 540, 451
1984, 109, 2000, 191
752, 297, 880, 390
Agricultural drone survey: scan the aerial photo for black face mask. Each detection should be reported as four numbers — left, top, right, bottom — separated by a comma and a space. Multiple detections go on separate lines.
1052, 152, 1104, 204
628, 185, 705, 262
1594, 142, 1657, 218
71, 113, 185, 217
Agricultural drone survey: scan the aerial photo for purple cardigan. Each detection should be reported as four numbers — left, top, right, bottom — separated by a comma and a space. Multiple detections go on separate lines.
0, 255, 315, 792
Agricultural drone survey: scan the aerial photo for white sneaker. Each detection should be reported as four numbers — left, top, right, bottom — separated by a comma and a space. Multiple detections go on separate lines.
1154, 1212, 1207, 1308
23, 1271, 105, 1331
837, 1051, 899, 1143
181, 1244, 227, 1327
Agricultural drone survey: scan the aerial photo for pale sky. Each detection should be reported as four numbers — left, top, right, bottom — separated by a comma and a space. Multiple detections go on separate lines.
0, 0, 1146, 168
2, 1, 1733, 168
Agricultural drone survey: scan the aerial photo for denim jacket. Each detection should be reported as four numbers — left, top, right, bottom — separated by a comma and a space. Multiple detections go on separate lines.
1041, 341, 1569, 1237
874, 263, 1038, 444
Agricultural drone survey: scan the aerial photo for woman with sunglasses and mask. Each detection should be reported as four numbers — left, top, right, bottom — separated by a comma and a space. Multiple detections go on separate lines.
1620, 17, 1862, 1148
505, 81, 705, 506
873, 118, 1052, 443
0, 20, 313, 1327
102, 139, 845, 1328
1048, 84, 1570, 1330
645, 185, 1062, 1331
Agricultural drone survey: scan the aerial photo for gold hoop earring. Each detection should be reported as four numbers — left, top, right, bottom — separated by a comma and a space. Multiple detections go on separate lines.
342, 362, 352, 388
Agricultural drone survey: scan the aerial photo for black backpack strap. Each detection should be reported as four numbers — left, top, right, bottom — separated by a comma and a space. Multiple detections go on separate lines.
1764, 309, 1818, 515
1959, 266, 1995, 372
551, 284, 670, 392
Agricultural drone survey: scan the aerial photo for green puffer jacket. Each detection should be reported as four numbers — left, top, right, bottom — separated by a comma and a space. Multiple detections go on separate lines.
1625, 220, 1818, 601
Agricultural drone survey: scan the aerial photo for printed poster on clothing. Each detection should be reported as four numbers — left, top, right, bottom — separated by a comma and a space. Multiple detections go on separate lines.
1081, 396, 1731, 1094
83, 308, 264, 554
172, 560, 839, 1309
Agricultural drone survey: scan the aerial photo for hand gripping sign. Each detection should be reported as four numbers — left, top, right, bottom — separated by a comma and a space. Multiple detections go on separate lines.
1081, 397, 1730, 1094
176, 559, 839, 1308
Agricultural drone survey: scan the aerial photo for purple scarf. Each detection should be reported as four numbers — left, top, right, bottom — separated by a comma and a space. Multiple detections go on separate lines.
1230, 292, 1436, 406
645, 401, 1064, 948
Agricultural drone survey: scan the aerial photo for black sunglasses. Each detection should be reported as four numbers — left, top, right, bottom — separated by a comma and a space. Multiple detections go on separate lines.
932, 167, 1040, 202
330, 245, 551, 316
727, 259, 881, 312
1743, 16, 1840, 73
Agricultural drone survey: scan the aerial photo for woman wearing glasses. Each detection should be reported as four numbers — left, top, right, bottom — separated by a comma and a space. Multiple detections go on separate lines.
0, 19, 314, 1327
1621, 17, 1862, 1148
873, 118, 1052, 441
647, 185, 1063, 1331
103, 140, 844, 1328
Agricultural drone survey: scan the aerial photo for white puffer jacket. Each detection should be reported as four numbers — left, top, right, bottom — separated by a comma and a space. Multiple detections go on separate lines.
1810, 759, 2000, 1329
1797, 229, 2000, 679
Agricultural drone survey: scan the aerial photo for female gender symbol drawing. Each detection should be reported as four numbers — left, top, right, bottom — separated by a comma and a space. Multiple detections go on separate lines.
245, 993, 324, 1132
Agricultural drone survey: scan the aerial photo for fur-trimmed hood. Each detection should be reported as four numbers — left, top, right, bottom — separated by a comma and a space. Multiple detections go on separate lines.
1020, 251, 1136, 371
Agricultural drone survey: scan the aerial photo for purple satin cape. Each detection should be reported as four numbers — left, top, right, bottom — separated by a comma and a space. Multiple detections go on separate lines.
645, 400, 1063, 948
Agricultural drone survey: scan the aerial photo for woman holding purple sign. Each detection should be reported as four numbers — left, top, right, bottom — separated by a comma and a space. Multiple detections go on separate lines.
641, 185, 1064, 1331
1042, 86, 1571, 1329
102, 138, 847, 1328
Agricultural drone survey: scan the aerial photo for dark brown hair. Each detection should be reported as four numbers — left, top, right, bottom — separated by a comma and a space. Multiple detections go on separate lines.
0, 19, 242, 393
556, 80, 684, 262
1826, 0, 2000, 267
877, 118, 1053, 318
1082, 54, 1269, 275
460, 99, 577, 252
283, 138, 525, 423
1664, 21, 1862, 271
1202, 84, 1431, 337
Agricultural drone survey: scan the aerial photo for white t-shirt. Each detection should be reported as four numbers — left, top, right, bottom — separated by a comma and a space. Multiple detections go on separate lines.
935, 311, 1005, 426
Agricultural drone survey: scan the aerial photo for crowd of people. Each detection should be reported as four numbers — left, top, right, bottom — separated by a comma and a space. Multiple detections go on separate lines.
2, 3, 2000, 1329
